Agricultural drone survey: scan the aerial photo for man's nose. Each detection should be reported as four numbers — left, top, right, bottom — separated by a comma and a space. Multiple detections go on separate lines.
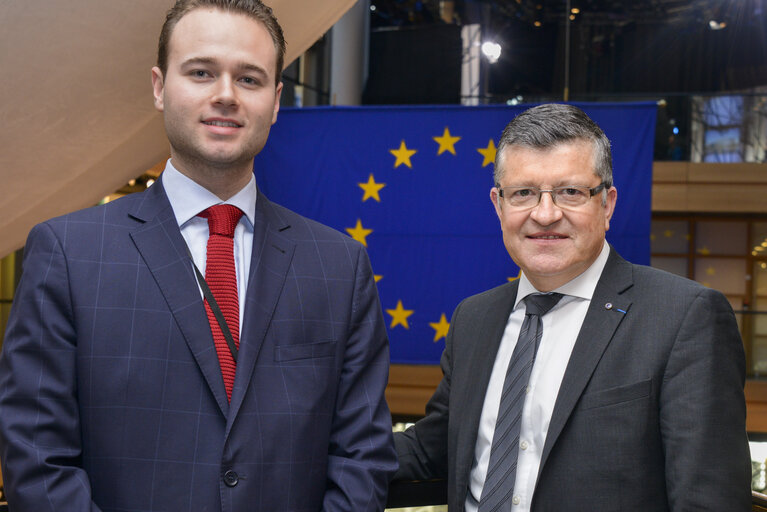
530, 191, 563, 225
212, 76, 237, 107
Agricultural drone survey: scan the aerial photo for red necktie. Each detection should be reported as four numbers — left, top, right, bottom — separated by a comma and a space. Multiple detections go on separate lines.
199, 204, 244, 401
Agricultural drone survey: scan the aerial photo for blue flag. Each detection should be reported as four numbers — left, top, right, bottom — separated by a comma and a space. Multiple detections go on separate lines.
254, 103, 657, 364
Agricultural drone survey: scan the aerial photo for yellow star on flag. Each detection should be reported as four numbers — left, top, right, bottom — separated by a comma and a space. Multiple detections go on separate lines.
429, 313, 450, 342
507, 270, 522, 282
390, 140, 417, 168
477, 139, 497, 167
706, 266, 716, 276
374, 274, 383, 283
358, 173, 386, 202
345, 219, 373, 247
433, 127, 461, 156
386, 300, 414, 329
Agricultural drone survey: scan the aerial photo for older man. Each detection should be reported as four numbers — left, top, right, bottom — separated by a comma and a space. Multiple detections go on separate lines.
394, 103, 751, 511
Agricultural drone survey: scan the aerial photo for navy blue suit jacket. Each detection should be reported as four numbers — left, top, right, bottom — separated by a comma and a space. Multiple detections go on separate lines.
0, 177, 397, 511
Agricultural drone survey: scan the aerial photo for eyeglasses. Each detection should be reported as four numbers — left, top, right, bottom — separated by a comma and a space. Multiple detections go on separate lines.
497, 183, 607, 209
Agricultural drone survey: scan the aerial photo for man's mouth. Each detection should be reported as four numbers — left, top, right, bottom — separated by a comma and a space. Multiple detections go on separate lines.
203, 120, 241, 128
528, 234, 567, 239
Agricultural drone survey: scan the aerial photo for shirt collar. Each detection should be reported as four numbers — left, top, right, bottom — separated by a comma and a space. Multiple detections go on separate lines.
515, 241, 611, 309
160, 159, 257, 229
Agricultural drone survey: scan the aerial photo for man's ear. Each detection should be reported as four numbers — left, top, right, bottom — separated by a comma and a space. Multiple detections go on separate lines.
151, 66, 165, 112
603, 186, 618, 231
271, 81, 283, 125
490, 187, 503, 221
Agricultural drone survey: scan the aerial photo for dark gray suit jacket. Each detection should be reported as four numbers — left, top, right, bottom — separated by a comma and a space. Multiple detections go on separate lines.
395, 248, 751, 511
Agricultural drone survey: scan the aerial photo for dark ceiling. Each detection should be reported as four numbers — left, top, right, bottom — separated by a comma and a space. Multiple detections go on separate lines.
371, 0, 763, 29
368, 0, 767, 98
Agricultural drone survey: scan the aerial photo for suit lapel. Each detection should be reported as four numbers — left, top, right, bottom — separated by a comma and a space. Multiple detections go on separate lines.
227, 192, 295, 427
128, 179, 230, 417
538, 249, 633, 473
455, 281, 519, 503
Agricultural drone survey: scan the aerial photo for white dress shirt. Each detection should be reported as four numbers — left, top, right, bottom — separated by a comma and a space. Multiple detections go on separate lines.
161, 160, 256, 335
465, 242, 610, 512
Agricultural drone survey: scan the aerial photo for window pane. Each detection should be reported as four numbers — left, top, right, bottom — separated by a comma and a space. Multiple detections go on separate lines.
651, 220, 689, 254
752, 222, 767, 256
753, 297, 767, 376
755, 261, 767, 297
650, 256, 688, 278
693, 258, 745, 295
696, 221, 746, 256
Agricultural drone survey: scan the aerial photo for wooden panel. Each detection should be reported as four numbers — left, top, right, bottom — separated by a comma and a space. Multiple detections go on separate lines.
690, 163, 767, 183
387, 364, 442, 417
748, 380, 767, 433
652, 161, 689, 182
651, 183, 689, 211
651, 162, 767, 213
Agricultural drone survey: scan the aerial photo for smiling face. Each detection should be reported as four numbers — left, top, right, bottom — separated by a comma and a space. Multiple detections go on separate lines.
151, 7, 282, 196
490, 140, 617, 291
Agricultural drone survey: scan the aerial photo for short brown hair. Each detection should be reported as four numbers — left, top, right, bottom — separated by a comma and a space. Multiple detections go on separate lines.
157, 0, 286, 86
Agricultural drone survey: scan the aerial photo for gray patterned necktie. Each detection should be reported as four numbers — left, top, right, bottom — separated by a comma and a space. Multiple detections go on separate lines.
478, 292, 564, 512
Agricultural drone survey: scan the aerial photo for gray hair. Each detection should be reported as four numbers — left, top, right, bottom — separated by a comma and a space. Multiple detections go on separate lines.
494, 103, 612, 188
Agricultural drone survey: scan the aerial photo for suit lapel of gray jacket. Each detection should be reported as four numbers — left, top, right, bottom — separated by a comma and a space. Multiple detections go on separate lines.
538, 248, 633, 474
455, 280, 519, 506
128, 178, 230, 417
226, 191, 295, 429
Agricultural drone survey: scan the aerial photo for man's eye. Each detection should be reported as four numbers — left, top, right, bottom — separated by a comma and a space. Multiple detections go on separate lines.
560, 187, 584, 196
191, 70, 210, 78
513, 188, 535, 198
240, 76, 260, 86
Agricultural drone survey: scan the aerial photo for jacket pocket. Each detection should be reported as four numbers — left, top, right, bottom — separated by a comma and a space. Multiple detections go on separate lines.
274, 340, 336, 362
579, 378, 652, 410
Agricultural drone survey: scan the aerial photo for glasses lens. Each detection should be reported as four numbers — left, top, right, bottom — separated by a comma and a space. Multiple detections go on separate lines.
553, 186, 590, 207
506, 188, 539, 208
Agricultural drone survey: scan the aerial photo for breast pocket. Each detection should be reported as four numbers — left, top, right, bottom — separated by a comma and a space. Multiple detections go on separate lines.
579, 378, 652, 410
274, 340, 337, 362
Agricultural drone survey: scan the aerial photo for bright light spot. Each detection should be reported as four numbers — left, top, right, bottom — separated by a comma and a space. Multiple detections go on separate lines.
571, 7, 580, 14
569, 14, 576, 20
673, 127, 679, 135
534, 20, 542, 27
146, 179, 155, 188
370, 4, 376, 11
709, 20, 727, 30
481, 41, 502, 63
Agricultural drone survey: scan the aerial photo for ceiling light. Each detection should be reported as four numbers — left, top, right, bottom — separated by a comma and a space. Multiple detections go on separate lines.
709, 20, 727, 30
481, 41, 502, 64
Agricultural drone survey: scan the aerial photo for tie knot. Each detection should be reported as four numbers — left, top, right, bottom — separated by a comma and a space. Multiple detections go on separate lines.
524, 293, 563, 317
199, 204, 244, 237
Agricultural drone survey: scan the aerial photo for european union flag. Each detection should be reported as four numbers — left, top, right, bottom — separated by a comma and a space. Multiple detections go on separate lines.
254, 103, 657, 364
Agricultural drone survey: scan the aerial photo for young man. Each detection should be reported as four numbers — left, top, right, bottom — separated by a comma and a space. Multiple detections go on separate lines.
394, 104, 751, 511
0, 1, 397, 510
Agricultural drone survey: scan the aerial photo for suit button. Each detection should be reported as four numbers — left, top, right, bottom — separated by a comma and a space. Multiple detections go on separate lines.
224, 470, 239, 487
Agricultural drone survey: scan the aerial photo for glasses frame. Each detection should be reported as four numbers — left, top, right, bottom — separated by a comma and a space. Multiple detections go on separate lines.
497, 182, 608, 210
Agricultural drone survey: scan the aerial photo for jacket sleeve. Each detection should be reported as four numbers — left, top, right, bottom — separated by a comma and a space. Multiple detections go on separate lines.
392, 300, 462, 482
322, 245, 398, 512
0, 222, 103, 511
660, 287, 751, 511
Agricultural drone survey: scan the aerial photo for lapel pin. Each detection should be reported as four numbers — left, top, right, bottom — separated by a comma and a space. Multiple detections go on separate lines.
604, 302, 613, 310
